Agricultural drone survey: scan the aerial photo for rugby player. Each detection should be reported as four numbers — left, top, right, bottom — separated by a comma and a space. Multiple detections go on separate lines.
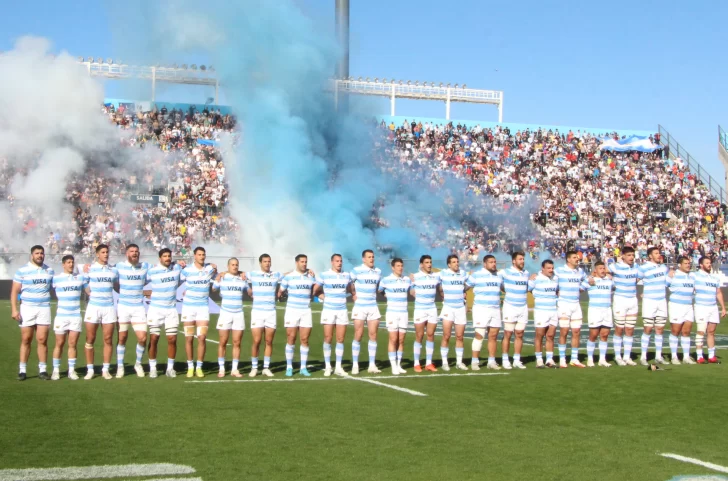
180, 246, 217, 378
555, 251, 586, 368
247, 254, 282, 377
378, 258, 412, 374
146, 248, 183, 378
465, 255, 503, 370
666, 256, 695, 364
500, 251, 530, 370
693, 256, 726, 364
410, 255, 442, 372
439, 254, 471, 370
314, 254, 352, 377
212, 258, 247, 377
350, 249, 383, 375
607, 246, 640, 366
12, 245, 54, 381
83, 244, 119, 380
279, 254, 316, 377
529, 260, 558, 369
637, 247, 669, 365
115, 244, 152, 377
50, 255, 87, 380
583, 261, 614, 367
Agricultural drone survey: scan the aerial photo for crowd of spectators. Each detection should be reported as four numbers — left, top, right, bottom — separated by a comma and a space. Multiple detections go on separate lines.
374, 118, 728, 270
2, 105, 726, 272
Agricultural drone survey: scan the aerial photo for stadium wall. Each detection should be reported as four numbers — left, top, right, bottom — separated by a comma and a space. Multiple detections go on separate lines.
379, 115, 654, 138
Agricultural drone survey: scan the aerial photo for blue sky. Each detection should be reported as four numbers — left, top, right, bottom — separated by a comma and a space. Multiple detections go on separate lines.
2, 0, 727, 183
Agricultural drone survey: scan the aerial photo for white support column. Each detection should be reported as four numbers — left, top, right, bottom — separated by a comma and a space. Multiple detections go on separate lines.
334, 80, 339, 111
151, 67, 156, 102
214, 79, 219, 105
390, 84, 396, 116
498, 92, 503, 123
445, 88, 451, 120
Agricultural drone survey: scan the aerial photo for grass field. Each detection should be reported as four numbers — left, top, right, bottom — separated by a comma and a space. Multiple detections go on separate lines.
1, 299, 728, 481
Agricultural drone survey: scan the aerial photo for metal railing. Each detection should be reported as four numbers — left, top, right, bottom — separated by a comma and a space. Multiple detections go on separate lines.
720, 125, 728, 152
658, 125, 727, 204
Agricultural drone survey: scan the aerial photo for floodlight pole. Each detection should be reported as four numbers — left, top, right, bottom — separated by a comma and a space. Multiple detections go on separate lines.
335, 0, 350, 113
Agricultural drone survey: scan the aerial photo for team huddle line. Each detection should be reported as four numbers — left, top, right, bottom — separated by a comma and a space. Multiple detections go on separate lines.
11, 244, 725, 382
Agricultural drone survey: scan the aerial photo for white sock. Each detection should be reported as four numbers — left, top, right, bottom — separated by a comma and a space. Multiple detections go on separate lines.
388, 351, 397, 369
351, 340, 360, 364
598, 341, 608, 361
335, 343, 344, 368
396, 350, 403, 367
300, 346, 309, 369
368, 341, 377, 367
285, 343, 294, 369
623, 336, 633, 359
167, 359, 174, 370
440, 346, 449, 364
613, 336, 623, 359
640, 333, 650, 357
251, 357, 258, 369
19, 362, 27, 374
116, 345, 125, 367
263, 356, 270, 369
218, 357, 225, 369
456, 347, 464, 364
669, 334, 679, 357
654, 334, 663, 358
413, 342, 422, 366
709, 347, 716, 358
680, 336, 691, 357
323, 342, 332, 368
135, 344, 145, 364
425, 341, 434, 365
149, 359, 157, 371
586, 341, 596, 360
232, 359, 239, 371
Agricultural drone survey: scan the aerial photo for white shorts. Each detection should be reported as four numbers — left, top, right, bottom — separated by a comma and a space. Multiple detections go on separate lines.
84, 305, 118, 325
439, 305, 467, 326
217, 311, 245, 331
641, 298, 668, 319
19, 305, 51, 328
558, 301, 583, 321
181, 305, 210, 323
472, 305, 502, 329
413, 308, 438, 325
321, 309, 349, 326
53, 315, 82, 333
146, 307, 179, 330
250, 310, 277, 329
284, 309, 313, 329
534, 310, 558, 329
385, 312, 409, 332
613, 297, 638, 320
118, 305, 147, 329
695, 305, 720, 325
588, 307, 613, 328
669, 302, 694, 325
351, 306, 381, 322
502, 303, 528, 331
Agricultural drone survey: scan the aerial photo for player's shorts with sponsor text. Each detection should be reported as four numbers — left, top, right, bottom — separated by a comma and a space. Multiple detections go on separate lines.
84, 305, 117, 325
668, 302, 694, 324
413, 308, 438, 325
439, 305, 467, 325
534, 309, 558, 328
118, 305, 147, 325
641, 298, 668, 319
587, 307, 613, 328
181, 305, 210, 323
53, 315, 82, 333
385, 312, 409, 332
502, 303, 528, 331
321, 309, 349, 326
217, 311, 245, 330
19, 305, 51, 328
147, 307, 179, 330
472, 305, 502, 329
351, 306, 381, 322
284, 308, 313, 329
250, 309, 277, 329
612, 296, 638, 319
695, 305, 720, 325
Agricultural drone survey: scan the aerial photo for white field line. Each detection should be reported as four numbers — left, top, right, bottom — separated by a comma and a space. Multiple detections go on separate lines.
185, 372, 509, 384
659, 453, 728, 474
0, 463, 196, 481
347, 376, 427, 396
145, 479, 202, 481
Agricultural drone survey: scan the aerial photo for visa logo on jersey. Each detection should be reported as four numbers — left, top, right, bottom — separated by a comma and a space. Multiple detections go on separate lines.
96, 277, 114, 283
257, 282, 274, 287
32, 279, 48, 285
60, 286, 81, 292
390, 288, 408, 293
361, 279, 378, 285
482, 282, 500, 287
125, 275, 144, 281
161, 276, 176, 283
227, 286, 243, 292
331, 284, 348, 289
419, 284, 437, 290
294, 284, 311, 289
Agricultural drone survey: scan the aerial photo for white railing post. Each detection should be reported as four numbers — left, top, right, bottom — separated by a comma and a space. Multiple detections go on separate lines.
446, 88, 451, 120
151, 67, 156, 102
498, 92, 503, 123
390, 84, 396, 116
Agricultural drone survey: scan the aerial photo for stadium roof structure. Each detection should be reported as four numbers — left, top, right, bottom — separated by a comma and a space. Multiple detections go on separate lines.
79, 58, 504, 122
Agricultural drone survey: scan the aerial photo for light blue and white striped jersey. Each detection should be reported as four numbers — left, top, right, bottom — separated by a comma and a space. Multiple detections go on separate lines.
528, 273, 558, 311
279, 271, 315, 310
350, 265, 382, 308
52, 273, 87, 317
440, 268, 468, 308
499, 267, 530, 308
466, 269, 502, 308
378, 274, 412, 313
694, 270, 720, 307
638, 262, 668, 301
411, 271, 441, 310
666, 271, 695, 305
248, 270, 282, 312
608, 262, 640, 299
146, 263, 182, 309
555, 265, 585, 304
315, 270, 352, 312
13, 262, 54, 307
86, 262, 119, 308
181, 264, 216, 307
582, 276, 614, 308
213, 274, 247, 313
116, 261, 152, 307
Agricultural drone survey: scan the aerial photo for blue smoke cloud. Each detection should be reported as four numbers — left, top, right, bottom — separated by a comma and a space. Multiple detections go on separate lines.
111, 0, 537, 272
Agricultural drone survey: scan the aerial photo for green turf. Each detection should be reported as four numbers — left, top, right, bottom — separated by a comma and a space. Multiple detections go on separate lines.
1, 300, 727, 481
